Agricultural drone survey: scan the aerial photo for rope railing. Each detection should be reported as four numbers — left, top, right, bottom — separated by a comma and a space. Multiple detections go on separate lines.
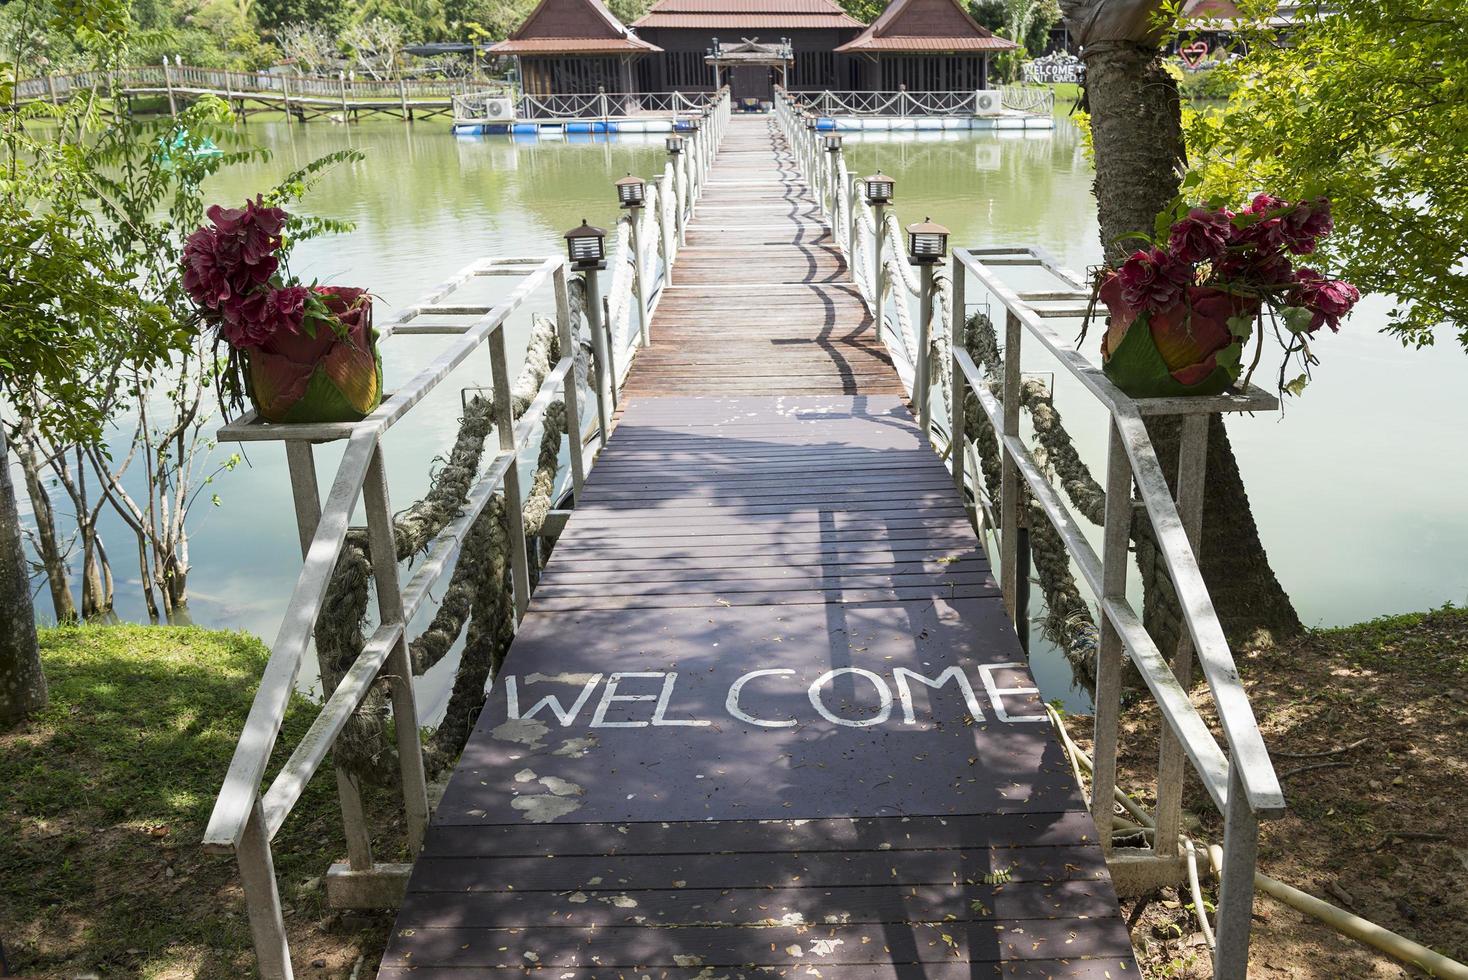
467, 89, 719, 123
202, 88, 730, 980
776, 87, 1282, 980
784, 87, 1054, 116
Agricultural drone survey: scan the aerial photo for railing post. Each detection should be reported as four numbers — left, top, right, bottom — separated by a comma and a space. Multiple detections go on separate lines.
553, 264, 587, 497
1091, 421, 1133, 851
1213, 763, 1260, 979
283, 441, 373, 872
950, 251, 969, 516
1155, 412, 1210, 856
239, 800, 292, 979
654, 174, 676, 285
672, 152, 687, 247
582, 266, 612, 447
162, 57, 176, 117
846, 172, 859, 265
871, 201, 886, 320
999, 310, 1021, 612
629, 205, 651, 347
916, 262, 934, 435
488, 325, 533, 622
362, 443, 429, 854
602, 293, 619, 410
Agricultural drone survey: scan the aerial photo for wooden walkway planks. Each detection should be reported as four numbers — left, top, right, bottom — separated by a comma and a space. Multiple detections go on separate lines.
626, 116, 903, 397
378, 116, 1132, 978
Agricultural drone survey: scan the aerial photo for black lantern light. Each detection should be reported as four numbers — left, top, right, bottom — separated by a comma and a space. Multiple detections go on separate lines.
804, 114, 817, 131
615, 173, 646, 209
906, 217, 949, 264
564, 219, 607, 269
864, 170, 894, 206
665, 134, 684, 154
824, 132, 843, 153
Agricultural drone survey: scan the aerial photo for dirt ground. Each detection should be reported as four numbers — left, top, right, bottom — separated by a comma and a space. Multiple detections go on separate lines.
1069, 607, 1468, 978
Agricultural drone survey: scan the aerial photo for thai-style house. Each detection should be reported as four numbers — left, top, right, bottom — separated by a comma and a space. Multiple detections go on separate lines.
835, 0, 1017, 91
491, 0, 660, 97
495, 0, 1018, 100
632, 0, 863, 99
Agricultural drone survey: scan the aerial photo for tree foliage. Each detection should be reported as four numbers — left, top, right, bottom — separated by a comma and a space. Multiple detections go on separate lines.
970, 0, 1062, 56
1179, 0, 1468, 349
839, 0, 887, 21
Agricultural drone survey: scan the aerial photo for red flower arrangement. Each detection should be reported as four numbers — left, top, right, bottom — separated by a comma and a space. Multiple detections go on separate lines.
183, 198, 382, 423
1091, 195, 1360, 398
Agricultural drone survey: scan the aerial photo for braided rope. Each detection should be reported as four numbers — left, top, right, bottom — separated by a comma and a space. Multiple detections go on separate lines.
959, 310, 1101, 687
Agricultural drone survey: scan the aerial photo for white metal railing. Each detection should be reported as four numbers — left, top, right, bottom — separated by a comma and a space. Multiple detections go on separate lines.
202, 88, 728, 979
777, 88, 1282, 980
784, 86, 1055, 116
454, 89, 717, 123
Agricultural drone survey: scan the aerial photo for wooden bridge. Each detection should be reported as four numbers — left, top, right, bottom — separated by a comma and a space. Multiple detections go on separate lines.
14, 63, 477, 122
205, 89, 1287, 980
377, 114, 1133, 977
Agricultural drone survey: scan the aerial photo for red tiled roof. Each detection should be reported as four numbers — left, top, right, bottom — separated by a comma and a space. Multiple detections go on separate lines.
635, 13, 862, 27
492, 36, 659, 52
493, 0, 661, 54
634, 0, 862, 30
836, 0, 1017, 53
838, 34, 1015, 50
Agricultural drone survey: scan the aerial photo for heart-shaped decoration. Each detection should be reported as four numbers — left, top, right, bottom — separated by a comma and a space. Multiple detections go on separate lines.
1181, 41, 1209, 68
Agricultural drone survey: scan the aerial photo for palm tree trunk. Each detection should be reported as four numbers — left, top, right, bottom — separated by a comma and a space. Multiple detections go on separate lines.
0, 426, 48, 727
1067, 7, 1304, 644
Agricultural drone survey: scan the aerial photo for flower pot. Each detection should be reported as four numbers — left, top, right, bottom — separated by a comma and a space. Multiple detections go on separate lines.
246, 287, 383, 424
1099, 275, 1257, 399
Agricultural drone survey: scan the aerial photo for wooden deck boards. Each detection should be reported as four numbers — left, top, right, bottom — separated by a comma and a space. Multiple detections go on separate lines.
379, 117, 1131, 978
626, 116, 904, 398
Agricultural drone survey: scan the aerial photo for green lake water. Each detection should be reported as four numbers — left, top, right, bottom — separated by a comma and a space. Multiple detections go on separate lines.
31, 115, 1468, 714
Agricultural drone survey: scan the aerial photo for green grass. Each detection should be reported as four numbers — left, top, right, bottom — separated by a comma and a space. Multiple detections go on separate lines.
1314, 604, 1468, 674
1047, 82, 1082, 104
0, 625, 397, 979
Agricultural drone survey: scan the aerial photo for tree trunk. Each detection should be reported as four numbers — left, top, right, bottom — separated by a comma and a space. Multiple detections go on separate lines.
0, 427, 48, 727
1073, 24, 1304, 645
15, 423, 77, 622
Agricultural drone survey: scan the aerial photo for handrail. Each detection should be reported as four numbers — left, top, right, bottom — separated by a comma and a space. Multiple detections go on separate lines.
775, 86, 1282, 979
783, 87, 1054, 116
202, 88, 729, 980
203, 257, 557, 852
16, 63, 483, 105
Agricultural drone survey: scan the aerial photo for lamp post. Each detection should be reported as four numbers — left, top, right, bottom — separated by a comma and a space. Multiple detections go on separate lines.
565, 219, 611, 444
864, 171, 894, 319
685, 114, 704, 189
906, 217, 949, 435
617, 174, 653, 347
823, 132, 842, 218
803, 114, 818, 197
666, 135, 687, 247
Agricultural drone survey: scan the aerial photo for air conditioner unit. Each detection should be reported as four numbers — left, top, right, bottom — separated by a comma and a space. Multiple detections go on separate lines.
973, 90, 1003, 114
483, 96, 515, 120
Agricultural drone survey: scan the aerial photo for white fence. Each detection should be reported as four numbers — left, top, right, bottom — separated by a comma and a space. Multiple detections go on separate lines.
785, 85, 1056, 116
